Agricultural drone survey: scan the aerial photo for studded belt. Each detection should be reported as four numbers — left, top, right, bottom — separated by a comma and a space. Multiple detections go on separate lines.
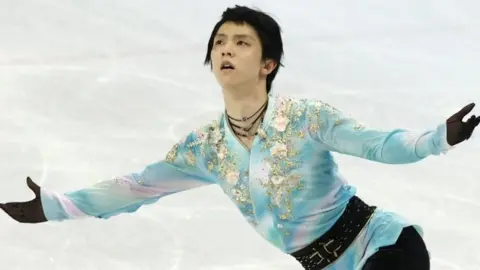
290, 196, 376, 269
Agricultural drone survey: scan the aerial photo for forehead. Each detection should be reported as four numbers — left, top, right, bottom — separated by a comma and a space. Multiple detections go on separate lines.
215, 21, 259, 40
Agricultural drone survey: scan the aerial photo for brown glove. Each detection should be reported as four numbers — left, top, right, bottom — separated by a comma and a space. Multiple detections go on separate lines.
446, 103, 480, 146
0, 177, 47, 223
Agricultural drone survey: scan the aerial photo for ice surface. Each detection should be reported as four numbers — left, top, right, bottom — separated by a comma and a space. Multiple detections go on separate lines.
0, 0, 479, 269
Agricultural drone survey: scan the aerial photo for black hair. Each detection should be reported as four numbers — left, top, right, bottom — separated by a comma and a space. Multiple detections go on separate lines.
203, 5, 284, 93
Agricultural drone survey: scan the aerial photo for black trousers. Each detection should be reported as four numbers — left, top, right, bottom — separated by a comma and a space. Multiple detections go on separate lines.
362, 226, 430, 270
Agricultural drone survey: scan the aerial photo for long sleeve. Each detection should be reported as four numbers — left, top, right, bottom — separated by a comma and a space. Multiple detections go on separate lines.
40, 130, 215, 221
306, 100, 453, 164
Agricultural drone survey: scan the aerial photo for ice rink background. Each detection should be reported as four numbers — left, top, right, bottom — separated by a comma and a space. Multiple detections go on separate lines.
0, 0, 479, 269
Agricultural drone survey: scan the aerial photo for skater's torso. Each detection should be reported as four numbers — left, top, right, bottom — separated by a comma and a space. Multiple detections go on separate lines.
166, 95, 357, 253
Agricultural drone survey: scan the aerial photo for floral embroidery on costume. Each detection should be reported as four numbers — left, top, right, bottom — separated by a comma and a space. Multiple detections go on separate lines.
259, 96, 307, 220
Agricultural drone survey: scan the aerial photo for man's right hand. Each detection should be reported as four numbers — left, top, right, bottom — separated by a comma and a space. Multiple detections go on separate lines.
0, 177, 47, 223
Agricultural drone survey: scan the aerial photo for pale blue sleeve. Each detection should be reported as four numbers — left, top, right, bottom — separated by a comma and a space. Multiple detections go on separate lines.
40, 130, 215, 221
306, 100, 453, 164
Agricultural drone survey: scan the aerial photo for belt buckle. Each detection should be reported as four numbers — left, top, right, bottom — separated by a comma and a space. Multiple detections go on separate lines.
309, 239, 343, 264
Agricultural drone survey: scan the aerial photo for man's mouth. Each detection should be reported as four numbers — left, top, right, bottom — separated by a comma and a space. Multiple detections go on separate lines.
220, 60, 235, 70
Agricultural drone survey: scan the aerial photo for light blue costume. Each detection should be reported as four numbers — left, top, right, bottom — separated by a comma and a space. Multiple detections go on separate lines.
40, 94, 452, 269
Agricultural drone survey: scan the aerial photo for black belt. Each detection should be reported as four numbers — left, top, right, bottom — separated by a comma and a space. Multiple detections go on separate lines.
291, 196, 376, 269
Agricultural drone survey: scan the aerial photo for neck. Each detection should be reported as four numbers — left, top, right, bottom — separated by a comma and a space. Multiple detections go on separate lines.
223, 84, 268, 120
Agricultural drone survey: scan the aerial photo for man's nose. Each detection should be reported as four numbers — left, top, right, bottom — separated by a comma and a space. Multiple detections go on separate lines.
221, 42, 234, 57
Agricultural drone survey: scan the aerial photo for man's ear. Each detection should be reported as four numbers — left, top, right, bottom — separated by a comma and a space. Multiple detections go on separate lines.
261, 59, 277, 76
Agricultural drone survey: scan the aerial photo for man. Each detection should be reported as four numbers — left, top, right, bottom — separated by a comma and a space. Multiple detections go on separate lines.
1, 5, 479, 270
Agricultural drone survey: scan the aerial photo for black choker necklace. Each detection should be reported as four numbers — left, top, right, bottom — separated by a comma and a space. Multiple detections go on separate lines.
227, 100, 268, 122
226, 99, 268, 137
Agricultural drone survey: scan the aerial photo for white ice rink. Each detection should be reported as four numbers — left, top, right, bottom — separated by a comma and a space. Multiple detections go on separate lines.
1, 0, 480, 269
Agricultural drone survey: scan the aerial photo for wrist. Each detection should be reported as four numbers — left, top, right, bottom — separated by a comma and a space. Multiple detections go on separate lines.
433, 123, 454, 153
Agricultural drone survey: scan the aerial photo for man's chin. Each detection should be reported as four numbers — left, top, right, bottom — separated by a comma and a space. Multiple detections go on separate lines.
215, 75, 257, 92
218, 78, 242, 89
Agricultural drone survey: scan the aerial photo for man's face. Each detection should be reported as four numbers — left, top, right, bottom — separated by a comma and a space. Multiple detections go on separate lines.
210, 22, 269, 89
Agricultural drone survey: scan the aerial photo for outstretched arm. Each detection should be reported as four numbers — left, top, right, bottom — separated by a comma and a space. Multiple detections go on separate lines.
41, 159, 213, 221
306, 100, 478, 164
1, 129, 215, 222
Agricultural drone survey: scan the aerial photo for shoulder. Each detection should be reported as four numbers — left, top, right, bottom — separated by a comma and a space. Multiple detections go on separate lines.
269, 94, 339, 119
165, 114, 225, 163
267, 94, 347, 135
